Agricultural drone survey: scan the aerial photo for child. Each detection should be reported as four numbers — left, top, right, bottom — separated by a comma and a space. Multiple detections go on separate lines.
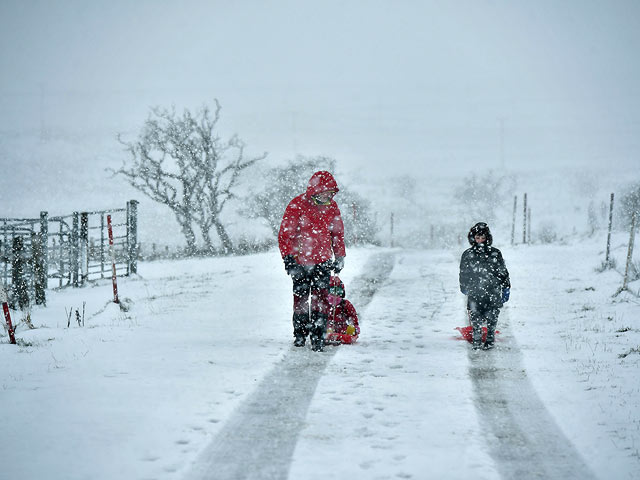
325, 276, 359, 344
459, 222, 510, 350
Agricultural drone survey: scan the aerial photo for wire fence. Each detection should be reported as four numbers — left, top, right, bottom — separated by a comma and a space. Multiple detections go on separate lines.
0, 200, 138, 309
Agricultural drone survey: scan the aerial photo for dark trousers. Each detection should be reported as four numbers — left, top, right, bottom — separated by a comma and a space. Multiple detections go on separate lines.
291, 263, 331, 340
467, 299, 500, 345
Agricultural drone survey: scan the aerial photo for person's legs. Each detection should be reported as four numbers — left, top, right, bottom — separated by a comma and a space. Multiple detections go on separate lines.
467, 298, 485, 349
292, 268, 312, 346
468, 308, 484, 349
309, 263, 331, 351
483, 308, 500, 349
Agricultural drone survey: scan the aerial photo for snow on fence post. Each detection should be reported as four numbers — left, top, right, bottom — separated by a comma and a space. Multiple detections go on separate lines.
32, 231, 46, 306
39, 211, 48, 284
71, 212, 80, 287
527, 207, 532, 244
80, 212, 89, 285
1, 286, 16, 345
511, 195, 517, 245
107, 215, 119, 304
126, 200, 138, 275
100, 214, 106, 279
605, 193, 615, 266
11, 236, 29, 310
622, 211, 637, 292
2, 221, 7, 282
58, 221, 65, 288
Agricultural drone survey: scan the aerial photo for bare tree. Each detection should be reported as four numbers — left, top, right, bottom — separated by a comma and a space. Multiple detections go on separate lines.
190, 103, 266, 253
112, 100, 266, 255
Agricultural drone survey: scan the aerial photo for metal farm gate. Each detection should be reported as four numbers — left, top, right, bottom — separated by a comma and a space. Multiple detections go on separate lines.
0, 200, 138, 308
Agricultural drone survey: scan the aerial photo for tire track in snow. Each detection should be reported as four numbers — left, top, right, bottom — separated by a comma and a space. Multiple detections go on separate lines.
468, 309, 597, 480
184, 252, 395, 480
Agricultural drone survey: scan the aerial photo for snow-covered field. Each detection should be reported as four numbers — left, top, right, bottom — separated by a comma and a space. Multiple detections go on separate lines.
2, 233, 639, 479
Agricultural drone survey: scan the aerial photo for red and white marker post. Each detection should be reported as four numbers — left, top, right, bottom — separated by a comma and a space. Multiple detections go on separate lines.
1, 287, 16, 344
107, 215, 119, 304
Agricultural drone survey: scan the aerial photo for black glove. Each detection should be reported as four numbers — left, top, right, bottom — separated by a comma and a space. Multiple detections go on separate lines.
333, 256, 345, 274
283, 255, 297, 275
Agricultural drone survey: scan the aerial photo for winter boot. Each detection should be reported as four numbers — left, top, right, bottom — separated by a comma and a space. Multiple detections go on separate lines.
484, 322, 496, 350
472, 325, 483, 350
310, 311, 328, 352
292, 313, 309, 347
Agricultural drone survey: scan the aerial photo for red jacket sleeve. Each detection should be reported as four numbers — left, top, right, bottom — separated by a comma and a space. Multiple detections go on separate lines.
278, 197, 302, 258
330, 206, 346, 258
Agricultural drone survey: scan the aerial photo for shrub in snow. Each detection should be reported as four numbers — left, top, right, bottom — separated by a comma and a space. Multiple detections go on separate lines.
618, 182, 640, 229
537, 221, 558, 244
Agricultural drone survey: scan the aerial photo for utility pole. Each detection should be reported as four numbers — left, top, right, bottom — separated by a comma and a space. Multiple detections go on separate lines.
390, 213, 394, 248
605, 193, 614, 266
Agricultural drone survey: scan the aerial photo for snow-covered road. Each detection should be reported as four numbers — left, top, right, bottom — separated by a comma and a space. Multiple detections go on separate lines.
2, 240, 638, 480
185, 248, 596, 479
469, 311, 595, 480
184, 252, 395, 480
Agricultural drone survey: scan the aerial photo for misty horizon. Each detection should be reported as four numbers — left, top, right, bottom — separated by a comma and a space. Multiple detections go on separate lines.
1, 0, 639, 176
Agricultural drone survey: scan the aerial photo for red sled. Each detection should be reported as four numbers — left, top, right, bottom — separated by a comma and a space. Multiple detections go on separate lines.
325, 333, 358, 345
455, 326, 499, 343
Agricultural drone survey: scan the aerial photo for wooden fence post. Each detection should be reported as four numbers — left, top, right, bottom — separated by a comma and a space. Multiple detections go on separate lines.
40, 211, 48, 283
71, 212, 79, 287
1, 285, 16, 345
605, 193, 614, 266
80, 212, 89, 285
107, 215, 119, 304
11, 236, 29, 310
100, 214, 106, 279
58, 221, 65, 288
390, 213, 394, 248
622, 211, 637, 291
32, 232, 46, 305
127, 200, 139, 275
522, 193, 528, 244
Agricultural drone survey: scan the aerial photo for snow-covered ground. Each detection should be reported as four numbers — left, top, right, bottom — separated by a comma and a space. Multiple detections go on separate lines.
1, 234, 639, 479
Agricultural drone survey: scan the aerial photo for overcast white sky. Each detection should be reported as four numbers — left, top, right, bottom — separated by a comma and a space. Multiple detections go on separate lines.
1, 0, 638, 175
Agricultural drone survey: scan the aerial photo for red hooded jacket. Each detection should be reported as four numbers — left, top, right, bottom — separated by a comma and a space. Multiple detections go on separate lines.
326, 276, 360, 343
327, 299, 360, 336
278, 171, 346, 266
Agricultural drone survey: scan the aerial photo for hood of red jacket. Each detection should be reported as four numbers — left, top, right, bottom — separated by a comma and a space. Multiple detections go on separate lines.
329, 275, 346, 297
305, 171, 339, 198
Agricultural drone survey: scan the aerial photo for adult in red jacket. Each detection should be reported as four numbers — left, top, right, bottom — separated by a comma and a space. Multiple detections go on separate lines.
326, 276, 360, 344
279, 171, 346, 351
